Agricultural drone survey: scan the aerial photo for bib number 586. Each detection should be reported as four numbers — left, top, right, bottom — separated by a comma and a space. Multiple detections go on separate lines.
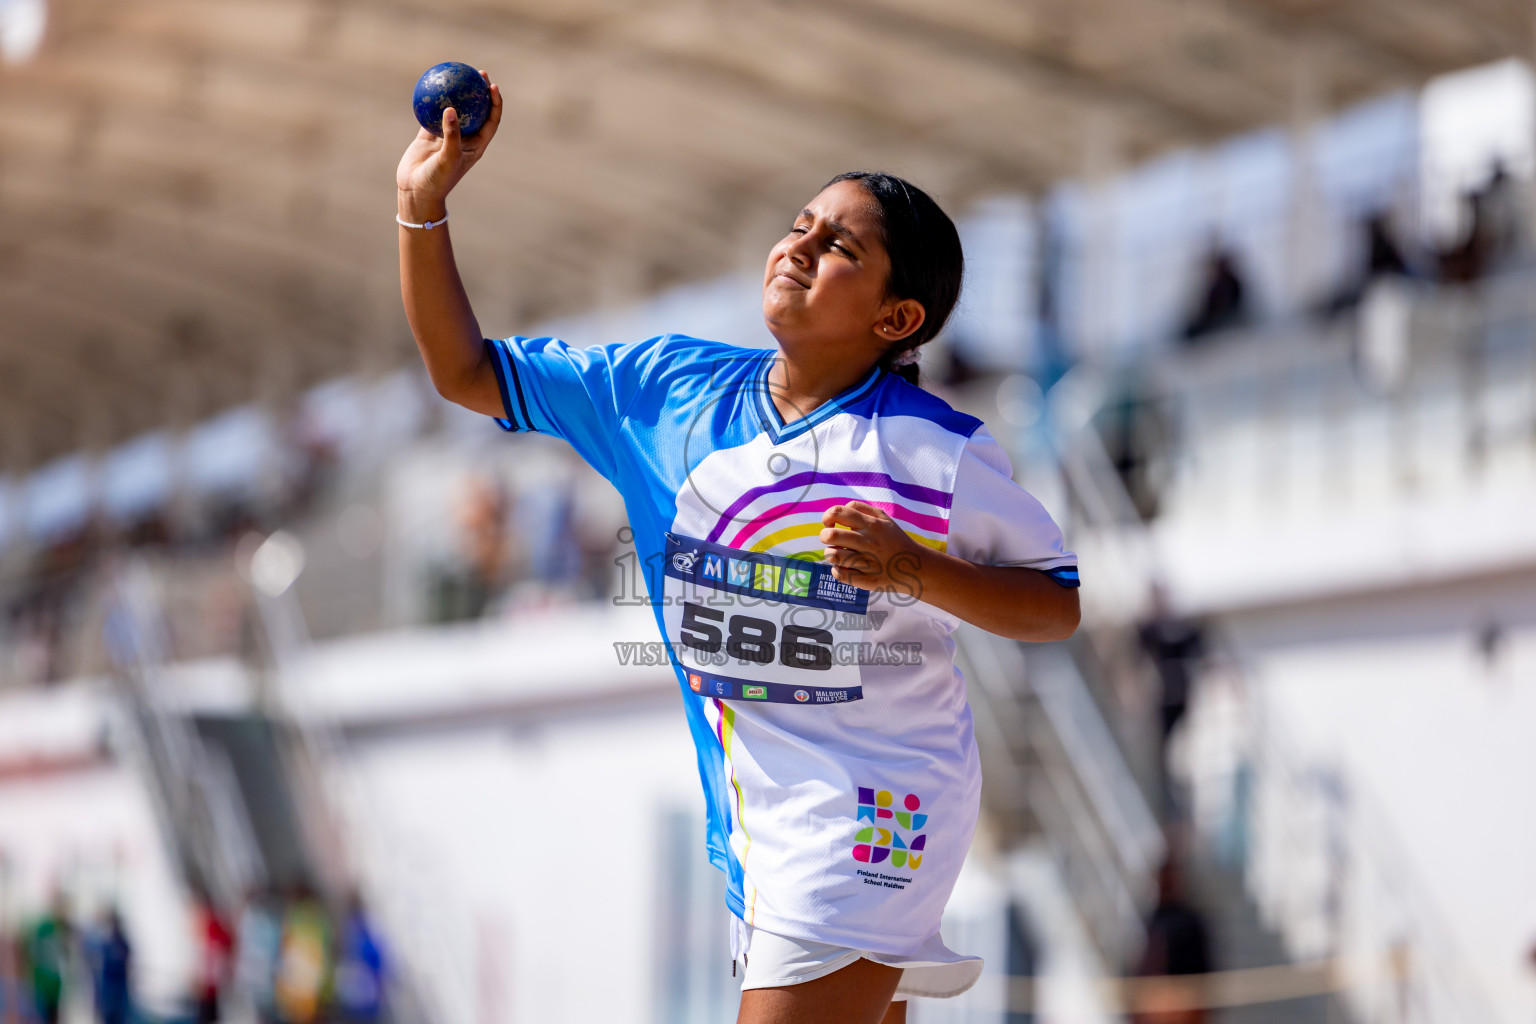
679, 601, 832, 671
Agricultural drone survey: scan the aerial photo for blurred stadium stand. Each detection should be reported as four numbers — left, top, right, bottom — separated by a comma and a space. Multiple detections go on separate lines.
4, 2, 1536, 1024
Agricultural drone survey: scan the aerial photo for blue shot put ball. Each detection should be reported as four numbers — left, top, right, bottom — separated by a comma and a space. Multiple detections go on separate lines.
413, 61, 492, 137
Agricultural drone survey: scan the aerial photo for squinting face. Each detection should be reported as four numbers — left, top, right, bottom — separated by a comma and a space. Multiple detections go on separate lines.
761, 180, 899, 362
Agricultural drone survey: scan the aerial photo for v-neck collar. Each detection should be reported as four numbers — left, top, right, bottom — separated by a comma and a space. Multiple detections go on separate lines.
753, 350, 884, 445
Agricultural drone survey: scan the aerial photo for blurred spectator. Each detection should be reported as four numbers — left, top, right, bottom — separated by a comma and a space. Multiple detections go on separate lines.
192, 889, 234, 1024
236, 889, 283, 1024
1326, 211, 1413, 314
463, 475, 510, 609
1132, 858, 1212, 1024
22, 894, 69, 1024
1440, 163, 1529, 284
1439, 191, 1488, 284
121, 511, 172, 549
1102, 388, 1172, 522
1473, 162, 1527, 273
1004, 901, 1039, 1024
1034, 216, 1072, 391
523, 480, 582, 596
1364, 210, 1412, 280
86, 910, 131, 1024
0, 914, 20, 1024
431, 474, 510, 622
1138, 584, 1207, 819
285, 413, 340, 520
1180, 248, 1248, 342
274, 888, 331, 1024
574, 509, 627, 604
332, 894, 385, 1024
9, 607, 61, 687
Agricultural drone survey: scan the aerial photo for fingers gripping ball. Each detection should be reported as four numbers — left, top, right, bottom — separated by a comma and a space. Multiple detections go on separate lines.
413, 62, 493, 137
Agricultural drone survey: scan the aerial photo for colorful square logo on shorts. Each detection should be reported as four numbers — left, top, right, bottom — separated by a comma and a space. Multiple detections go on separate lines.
742, 685, 768, 700
852, 787, 928, 870
727, 558, 754, 588
753, 563, 781, 593
689, 674, 703, 693
781, 566, 811, 597
702, 554, 725, 582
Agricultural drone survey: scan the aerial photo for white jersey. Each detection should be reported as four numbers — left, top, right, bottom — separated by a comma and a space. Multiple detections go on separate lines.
486, 333, 1078, 953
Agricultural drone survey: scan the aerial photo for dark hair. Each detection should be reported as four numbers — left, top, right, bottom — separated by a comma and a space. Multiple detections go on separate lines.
824, 171, 964, 386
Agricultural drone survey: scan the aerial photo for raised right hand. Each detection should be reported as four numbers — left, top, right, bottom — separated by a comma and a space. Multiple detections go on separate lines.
396, 71, 503, 217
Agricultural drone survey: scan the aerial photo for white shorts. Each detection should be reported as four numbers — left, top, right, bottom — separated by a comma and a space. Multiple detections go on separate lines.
732, 917, 983, 1001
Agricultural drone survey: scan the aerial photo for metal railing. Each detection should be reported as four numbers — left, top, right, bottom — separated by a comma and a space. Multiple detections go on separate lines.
958, 624, 1163, 970
102, 557, 265, 906
1045, 276, 1519, 1022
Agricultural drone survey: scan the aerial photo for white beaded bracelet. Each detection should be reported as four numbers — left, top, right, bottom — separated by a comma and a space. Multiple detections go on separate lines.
396, 211, 449, 230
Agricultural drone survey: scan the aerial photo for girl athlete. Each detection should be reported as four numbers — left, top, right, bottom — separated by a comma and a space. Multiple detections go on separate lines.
398, 76, 1080, 1024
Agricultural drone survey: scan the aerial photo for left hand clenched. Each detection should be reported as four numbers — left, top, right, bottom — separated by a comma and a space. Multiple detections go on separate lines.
819, 500, 925, 595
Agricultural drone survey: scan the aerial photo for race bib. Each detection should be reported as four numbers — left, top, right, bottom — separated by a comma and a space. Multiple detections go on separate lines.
662, 533, 869, 705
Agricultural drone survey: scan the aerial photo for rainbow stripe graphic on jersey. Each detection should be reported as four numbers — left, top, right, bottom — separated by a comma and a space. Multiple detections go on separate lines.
705, 471, 952, 560
713, 697, 759, 920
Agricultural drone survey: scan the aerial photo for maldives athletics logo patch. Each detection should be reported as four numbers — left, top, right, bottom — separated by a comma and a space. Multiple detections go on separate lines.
852, 786, 928, 869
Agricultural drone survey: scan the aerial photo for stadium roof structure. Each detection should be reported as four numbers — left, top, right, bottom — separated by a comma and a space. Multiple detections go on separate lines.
0, 0, 1529, 468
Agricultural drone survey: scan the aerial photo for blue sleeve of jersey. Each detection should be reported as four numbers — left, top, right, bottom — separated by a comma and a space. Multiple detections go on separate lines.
484, 334, 664, 480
